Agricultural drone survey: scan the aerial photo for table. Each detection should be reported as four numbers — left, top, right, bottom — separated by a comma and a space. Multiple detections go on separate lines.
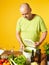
1, 50, 47, 65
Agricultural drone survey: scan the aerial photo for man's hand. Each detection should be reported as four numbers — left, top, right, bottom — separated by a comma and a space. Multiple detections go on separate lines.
34, 31, 47, 47
16, 31, 24, 51
35, 42, 40, 47
20, 43, 24, 51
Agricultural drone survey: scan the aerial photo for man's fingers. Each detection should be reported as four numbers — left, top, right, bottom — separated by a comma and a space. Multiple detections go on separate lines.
20, 45, 24, 51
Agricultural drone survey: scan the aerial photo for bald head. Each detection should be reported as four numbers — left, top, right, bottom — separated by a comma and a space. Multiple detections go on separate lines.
20, 3, 30, 9
20, 3, 31, 13
20, 3, 32, 19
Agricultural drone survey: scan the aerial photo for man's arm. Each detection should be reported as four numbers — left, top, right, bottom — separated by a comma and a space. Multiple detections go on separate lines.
16, 31, 24, 50
35, 31, 47, 46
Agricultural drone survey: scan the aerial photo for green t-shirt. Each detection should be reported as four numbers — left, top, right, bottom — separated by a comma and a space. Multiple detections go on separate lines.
16, 15, 47, 46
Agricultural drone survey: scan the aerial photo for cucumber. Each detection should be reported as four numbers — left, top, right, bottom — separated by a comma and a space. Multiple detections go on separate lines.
24, 47, 36, 53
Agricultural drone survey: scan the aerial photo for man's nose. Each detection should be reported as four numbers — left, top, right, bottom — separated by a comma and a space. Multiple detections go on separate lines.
23, 14, 25, 16
23, 15, 26, 17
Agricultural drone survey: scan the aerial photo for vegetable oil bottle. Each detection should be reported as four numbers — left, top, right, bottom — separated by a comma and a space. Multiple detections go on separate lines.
36, 49, 41, 65
31, 50, 38, 65
31, 50, 34, 62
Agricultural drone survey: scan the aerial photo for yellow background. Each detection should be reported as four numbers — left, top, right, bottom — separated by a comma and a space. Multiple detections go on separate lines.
0, 0, 49, 52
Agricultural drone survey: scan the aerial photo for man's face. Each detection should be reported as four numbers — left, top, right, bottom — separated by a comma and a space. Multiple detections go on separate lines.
20, 6, 31, 19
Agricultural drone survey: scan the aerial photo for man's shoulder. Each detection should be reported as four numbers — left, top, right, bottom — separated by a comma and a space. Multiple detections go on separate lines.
36, 14, 43, 20
17, 17, 24, 25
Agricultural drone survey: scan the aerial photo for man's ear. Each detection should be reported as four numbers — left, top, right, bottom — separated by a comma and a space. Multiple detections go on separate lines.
29, 8, 32, 12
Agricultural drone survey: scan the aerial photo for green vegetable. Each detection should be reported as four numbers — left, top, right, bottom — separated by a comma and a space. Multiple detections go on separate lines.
43, 42, 49, 55
24, 49, 32, 53
24, 47, 36, 53
10, 58, 17, 65
14, 55, 26, 65
9, 60, 14, 65
8, 54, 15, 60
8, 54, 27, 65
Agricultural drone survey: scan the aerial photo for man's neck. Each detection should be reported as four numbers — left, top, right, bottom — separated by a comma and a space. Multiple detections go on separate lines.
28, 14, 36, 20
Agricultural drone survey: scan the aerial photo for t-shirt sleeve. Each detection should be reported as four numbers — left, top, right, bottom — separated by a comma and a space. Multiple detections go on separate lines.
40, 17, 47, 32
16, 19, 21, 32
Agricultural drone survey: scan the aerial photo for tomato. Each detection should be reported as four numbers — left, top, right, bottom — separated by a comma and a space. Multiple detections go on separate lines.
3, 62, 6, 65
7, 62, 10, 65
0, 59, 5, 63
0, 63, 2, 65
0, 60, 2, 63
4, 60, 8, 63
3, 62, 10, 65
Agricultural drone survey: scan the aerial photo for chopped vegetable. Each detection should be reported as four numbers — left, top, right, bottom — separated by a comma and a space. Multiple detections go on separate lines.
8, 55, 26, 65
8, 54, 15, 60
14, 55, 26, 65
24, 47, 36, 53
10, 58, 17, 65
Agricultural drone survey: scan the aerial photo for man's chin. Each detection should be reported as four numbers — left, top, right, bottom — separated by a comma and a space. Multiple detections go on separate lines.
24, 17, 27, 18
25, 17, 28, 19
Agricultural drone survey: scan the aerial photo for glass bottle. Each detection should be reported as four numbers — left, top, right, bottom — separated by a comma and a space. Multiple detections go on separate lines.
31, 50, 34, 62
36, 49, 41, 64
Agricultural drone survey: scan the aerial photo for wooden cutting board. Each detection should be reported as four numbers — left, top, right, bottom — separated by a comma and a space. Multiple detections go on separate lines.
1, 50, 22, 56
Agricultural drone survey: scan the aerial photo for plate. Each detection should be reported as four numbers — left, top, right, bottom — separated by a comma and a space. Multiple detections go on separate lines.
24, 39, 36, 47
0, 49, 4, 55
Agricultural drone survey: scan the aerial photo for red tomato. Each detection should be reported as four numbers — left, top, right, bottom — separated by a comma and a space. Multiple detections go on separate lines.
0, 59, 5, 63
5, 60, 8, 63
0, 63, 2, 65
0, 60, 2, 63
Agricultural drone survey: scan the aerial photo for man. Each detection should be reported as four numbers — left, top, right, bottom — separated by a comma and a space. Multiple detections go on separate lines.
16, 3, 47, 64
16, 3, 47, 50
